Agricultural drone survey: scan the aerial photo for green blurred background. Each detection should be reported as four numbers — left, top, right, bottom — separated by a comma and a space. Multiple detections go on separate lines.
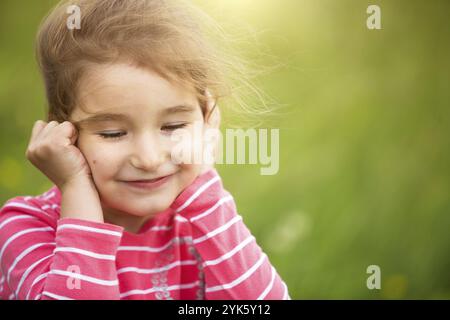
1, 0, 449, 299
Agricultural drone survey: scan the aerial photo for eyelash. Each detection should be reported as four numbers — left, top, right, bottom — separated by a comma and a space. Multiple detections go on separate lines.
98, 132, 126, 140
98, 123, 188, 140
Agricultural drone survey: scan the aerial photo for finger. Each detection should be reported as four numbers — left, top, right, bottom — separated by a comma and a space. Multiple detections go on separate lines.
38, 120, 60, 140
58, 121, 79, 145
30, 120, 47, 143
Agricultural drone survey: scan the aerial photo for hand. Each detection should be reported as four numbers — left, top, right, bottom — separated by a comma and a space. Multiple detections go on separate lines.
26, 120, 93, 190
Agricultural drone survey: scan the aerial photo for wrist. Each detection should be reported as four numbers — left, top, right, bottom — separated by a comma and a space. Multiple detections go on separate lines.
60, 175, 95, 193
60, 176, 104, 223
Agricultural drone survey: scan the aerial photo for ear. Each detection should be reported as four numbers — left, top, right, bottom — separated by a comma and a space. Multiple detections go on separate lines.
200, 90, 221, 173
204, 89, 221, 130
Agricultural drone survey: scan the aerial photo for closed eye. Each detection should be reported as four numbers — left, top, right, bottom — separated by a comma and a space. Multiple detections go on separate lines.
161, 123, 188, 131
98, 132, 126, 139
97, 123, 188, 140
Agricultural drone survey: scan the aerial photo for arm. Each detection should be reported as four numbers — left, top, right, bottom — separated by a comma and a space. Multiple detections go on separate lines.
0, 120, 123, 299
0, 182, 123, 300
171, 169, 290, 300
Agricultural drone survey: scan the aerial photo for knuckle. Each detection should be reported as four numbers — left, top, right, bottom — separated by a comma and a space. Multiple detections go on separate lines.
32, 120, 45, 131
40, 143, 52, 153
31, 143, 51, 157
60, 121, 73, 129
26, 146, 39, 159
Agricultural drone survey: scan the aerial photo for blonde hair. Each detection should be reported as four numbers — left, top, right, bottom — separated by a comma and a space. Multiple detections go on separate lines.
35, 0, 276, 127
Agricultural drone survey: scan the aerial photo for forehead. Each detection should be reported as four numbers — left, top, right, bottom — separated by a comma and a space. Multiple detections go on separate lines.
72, 63, 200, 121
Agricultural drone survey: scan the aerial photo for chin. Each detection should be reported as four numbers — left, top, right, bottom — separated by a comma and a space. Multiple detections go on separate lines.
133, 197, 174, 215
131, 206, 169, 217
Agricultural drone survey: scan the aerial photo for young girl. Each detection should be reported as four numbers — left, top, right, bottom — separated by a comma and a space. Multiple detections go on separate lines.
0, 0, 290, 300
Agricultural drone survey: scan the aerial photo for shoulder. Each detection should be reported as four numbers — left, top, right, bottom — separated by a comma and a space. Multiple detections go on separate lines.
0, 186, 61, 229
169, 168, 237, 223
170, 169, 228, 211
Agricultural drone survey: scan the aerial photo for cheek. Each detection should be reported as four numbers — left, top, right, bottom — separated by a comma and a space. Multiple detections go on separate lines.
90, 158, 100, 173
85, 150, 120, 179
78, 137, 122, 180
172, 125, 208, 160
178, 163, 202, 182
88, 157, 100, 176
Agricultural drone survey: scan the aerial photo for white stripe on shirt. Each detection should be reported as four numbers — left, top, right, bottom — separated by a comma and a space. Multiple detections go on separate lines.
193, 215, 242, 244
42, 291, 73, 300
257, 266, 276, 300
40, 191, 56, 201
117, 260, 197, 275
50, 269, 118, 286
282, 282, 291, 300
203, 235, 255, 267
205, 253, 267, 293
190, 195, 234, 222
119, 281, 199, 299
53, 247, 116, 261
26, 272, 49, 300
41, 204, 59, 210
57, 224, 122, 237
7, 242, 55, 283
0, 227, 53, 261
0, 215, 32, 231
118, 236, 193, 253
2, 202, 50, 217
16, 254, 53, 297
175, 176, 220, 213
148, 225, 173, 231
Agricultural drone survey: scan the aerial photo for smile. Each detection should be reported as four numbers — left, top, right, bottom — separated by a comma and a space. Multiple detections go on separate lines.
122, 174, 173, 190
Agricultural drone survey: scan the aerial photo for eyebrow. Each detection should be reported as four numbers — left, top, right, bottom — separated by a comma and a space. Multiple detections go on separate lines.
73, 104, 197, 127
162, 104, 197, 115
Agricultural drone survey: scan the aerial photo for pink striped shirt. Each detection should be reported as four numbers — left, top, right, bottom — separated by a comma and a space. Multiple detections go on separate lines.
0, 169, 289, 300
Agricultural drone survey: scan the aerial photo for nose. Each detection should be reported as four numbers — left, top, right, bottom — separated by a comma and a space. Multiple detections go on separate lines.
129, 131, 167, 171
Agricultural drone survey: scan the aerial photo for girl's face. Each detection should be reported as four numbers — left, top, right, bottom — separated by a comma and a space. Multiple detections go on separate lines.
71, 62, 215, 231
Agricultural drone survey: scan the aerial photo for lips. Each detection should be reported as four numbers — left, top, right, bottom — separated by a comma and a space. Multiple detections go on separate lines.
128, 176, 166, 183
122, 174, 174, 190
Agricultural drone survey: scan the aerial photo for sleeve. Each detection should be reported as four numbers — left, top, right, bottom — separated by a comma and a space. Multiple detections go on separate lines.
0, 201, 124, 300
170, 169, 291, 300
